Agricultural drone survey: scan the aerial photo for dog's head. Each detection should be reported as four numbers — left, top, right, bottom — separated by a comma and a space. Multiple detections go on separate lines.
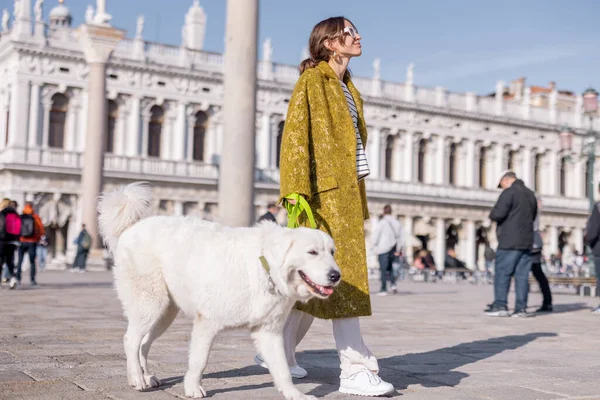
263, 226, 341, 301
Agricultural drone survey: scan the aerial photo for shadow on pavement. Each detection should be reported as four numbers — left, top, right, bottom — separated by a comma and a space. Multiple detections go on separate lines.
532, 302, 590, 316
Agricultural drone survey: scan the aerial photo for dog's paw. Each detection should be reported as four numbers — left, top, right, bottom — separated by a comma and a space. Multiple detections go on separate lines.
184, 384, 207, 398
184, 376, 207, 398
144, 374, 161, 388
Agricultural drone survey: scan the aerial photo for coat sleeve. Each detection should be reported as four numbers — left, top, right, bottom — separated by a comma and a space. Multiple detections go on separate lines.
278, 74, 312, 203
585, 204, 600, 247
34, 215, 45, 237
490, 190, 512, 223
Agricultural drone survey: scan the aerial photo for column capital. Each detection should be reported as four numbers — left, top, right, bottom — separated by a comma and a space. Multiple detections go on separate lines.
76, 24, 125, 64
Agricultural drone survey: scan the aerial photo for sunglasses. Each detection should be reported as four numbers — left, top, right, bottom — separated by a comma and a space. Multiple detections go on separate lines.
342, 26, 359, 39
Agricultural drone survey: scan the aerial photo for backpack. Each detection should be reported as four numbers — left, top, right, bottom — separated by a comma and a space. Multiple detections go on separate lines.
5, 213, 21, 237
20, 214, 36, 238
80, 231, 91, 250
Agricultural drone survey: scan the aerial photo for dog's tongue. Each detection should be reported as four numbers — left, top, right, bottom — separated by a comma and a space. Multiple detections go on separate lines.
321, 286, 334, 296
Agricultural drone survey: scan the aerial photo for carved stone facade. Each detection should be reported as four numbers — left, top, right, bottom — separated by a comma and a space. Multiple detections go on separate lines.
0, 1, 597, 268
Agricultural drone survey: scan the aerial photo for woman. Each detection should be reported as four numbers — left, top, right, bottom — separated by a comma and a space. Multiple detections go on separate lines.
256, 17, 394, 396
0, 198, 20, 289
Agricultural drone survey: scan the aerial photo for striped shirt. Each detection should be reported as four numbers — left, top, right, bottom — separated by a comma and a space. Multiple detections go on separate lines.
340, 81, 370, 180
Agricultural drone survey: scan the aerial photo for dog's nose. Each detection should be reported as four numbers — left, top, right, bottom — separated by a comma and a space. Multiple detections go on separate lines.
328, 269, 341, 283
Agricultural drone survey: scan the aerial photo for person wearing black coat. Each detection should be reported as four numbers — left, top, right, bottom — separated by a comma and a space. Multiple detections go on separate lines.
485, 171, 537, 317
257, 202, 279, 224
584, 183, 600, 314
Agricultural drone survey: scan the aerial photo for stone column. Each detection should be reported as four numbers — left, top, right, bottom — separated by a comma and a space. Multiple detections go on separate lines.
41, 98, 52, 149
368, 127, 381, 179
435, 218, 446, 272
186, 114, 196, 161
549, 225, 558, 256
257, 112, 271, 169
403, 132, 414, 182
173, 102, 187, 160
494, 143, 505, 180
141, 113, 150, 156
8, 78, 30, 148
435, 135, 445, 185
547, 151, 558, 196
0, 93, 7, 150
173, 201, 184, 216
465, 220, 477, 270
465, 139, 475, 187
391, 135, 403, 181
65, 95, 81, 151
572, 159, 584, 198
116, 107, 130, 155
27, 83, 41, 148
128, 96, 141, 156
218, 0, 259, 226
77, 23, 125, 250
573, 227, 584, 254
521, 147, 532, 188
404, 215, 414, 264
425, 136, 436, 184
268, 116, 281, 168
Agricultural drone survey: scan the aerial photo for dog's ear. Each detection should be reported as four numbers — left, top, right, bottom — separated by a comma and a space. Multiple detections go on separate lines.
263, 228, 296, 291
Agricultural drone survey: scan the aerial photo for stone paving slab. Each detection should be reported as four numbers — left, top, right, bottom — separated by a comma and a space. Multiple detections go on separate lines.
1, 271, 600, 400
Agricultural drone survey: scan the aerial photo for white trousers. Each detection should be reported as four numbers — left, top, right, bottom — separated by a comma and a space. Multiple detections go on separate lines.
283, 309, 379, 376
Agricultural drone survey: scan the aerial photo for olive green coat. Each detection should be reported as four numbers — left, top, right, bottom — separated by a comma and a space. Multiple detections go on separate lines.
279, 61, 371, 319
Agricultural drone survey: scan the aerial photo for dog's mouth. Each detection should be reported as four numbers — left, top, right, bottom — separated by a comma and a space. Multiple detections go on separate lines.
298, 271, 334, 298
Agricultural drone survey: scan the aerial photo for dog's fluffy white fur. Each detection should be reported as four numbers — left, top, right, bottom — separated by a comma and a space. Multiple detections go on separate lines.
97, 182, 341, 400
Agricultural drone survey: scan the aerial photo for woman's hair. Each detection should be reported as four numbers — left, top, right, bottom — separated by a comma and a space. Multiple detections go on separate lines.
0, 198, 10, 211
299, 16, 354, 79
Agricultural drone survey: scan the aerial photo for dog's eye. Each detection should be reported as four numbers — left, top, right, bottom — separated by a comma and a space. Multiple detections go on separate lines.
308, 250, 318, 256
331, 249, 335, 256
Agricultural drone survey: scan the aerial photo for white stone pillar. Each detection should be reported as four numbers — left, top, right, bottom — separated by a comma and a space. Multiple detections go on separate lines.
65, 97, 80, 151
435, 218, 446, 271
0, 94, 7, 150
141, 114, 150, 156
173, 201, 184, 217
128, 96, 141, 156
549, 225, 558, 256
572, 159, 584, 198
27, 83, 41, 148
547, 151, 558, 196
218, 0, 259, 226
41, 98, 52, 149
425, 137, 436, 184
494, 143, 505, 178
435, 135, 445, 185
466, 220, 476, 270
391, 136, 403, 181
8, 78, 30, 148
465, 140, 475, 187
521, 147, 532, 189
77, 23, 125, 250
162, 111, 176, 160
257, 112, 271, 169
368, 127, 381, 179
186, 114, 196, 161
404, 132, 414, 182
78, 92, 89, 151
404, 215, 414, 263
173, 102, 187, 160
573, 227, 584, 254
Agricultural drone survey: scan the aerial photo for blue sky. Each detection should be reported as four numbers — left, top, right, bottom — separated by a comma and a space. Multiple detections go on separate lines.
10, 0, 600, 95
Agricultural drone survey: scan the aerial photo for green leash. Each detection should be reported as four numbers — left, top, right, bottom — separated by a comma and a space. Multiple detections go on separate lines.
282, 193, 317, 229
258, 193, 316, 295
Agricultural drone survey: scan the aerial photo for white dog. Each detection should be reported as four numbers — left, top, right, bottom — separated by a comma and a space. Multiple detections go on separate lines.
97, 182, 341, 400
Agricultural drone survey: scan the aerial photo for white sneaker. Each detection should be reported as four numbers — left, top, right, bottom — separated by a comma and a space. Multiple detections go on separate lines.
339, 368, 394, 396
376, 291, 387, 296
9, 277, 17, 290
253, 354, 307, 379
391, 284, 397, 294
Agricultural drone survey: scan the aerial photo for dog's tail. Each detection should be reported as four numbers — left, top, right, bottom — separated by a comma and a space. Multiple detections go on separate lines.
97, 182, 153, 253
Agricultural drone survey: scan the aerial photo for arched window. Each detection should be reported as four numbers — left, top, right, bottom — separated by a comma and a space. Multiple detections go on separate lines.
49, 93, 69, 148
559, 156, 567, 196
448, 143, 457, 185
106, 100, 118, 153
507, 149, 516, 171
417, 139, 427, 183
384, 135, 394, 179
276, 121, 284, 168
148, 105, 163, 157
193, 111, 208, 161
534, 153, 541, 193
479, 147, 487, 188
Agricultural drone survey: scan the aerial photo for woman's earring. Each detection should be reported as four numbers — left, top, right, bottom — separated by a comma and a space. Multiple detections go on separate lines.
333, 50, 338, 58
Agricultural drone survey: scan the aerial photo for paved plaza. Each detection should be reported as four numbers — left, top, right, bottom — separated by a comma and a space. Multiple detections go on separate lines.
1, 271, 599, 400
